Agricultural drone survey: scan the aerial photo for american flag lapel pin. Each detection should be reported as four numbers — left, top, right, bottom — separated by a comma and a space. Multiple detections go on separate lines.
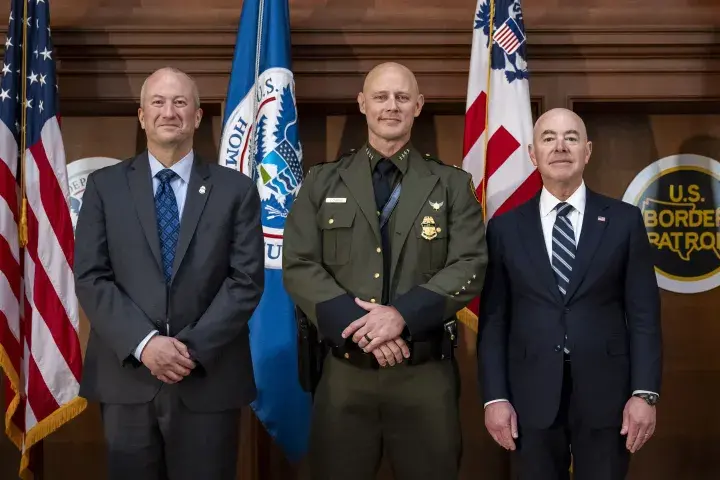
598, 216, 606, 222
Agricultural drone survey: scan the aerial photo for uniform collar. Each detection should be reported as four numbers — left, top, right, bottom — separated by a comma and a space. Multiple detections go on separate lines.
365, 141, 411, 175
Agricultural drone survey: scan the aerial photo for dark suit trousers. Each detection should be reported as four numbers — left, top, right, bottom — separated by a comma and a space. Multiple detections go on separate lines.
513, 359, 630, 480
100, 385, 241, 480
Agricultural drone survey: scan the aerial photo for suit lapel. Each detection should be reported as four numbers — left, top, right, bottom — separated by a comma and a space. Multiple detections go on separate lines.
171, 156, 212, 281
517, 195, 564, 304
390, 153, 438, 280
339, 153, 382, 243
563, 190, 609, 302
127, 151, 163, 272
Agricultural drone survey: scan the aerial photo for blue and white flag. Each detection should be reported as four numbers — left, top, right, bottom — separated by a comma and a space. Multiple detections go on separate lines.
219, 0, 310, 462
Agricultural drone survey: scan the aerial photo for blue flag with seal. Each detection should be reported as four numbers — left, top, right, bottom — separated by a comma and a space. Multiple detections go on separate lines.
218, 0, 311, 462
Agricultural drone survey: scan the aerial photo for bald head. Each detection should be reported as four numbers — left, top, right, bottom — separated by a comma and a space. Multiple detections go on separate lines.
140, 67, 200, 109
528, 108, 591, 192
533, 108, 588, 142
357, 62, 424, 148
362, 62, 420, 96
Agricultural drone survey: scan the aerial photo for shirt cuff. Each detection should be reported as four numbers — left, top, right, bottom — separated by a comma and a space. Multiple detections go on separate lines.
392, 286, 446, 338
632, 390, 659, 397
484, 399, 510, 408
133, 330, 159, 360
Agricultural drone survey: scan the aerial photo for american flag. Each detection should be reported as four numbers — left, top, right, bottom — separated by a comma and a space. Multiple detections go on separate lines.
461, 0, 541, 319
1, 0, 86, 478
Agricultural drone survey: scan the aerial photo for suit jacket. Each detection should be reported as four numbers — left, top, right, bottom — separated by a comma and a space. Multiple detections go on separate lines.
478, 188, 662, 429
282, 146, 488, 347
74, 151, 264, 411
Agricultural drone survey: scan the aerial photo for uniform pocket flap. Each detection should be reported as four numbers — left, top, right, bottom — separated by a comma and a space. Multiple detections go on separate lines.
319, 208, 356, 230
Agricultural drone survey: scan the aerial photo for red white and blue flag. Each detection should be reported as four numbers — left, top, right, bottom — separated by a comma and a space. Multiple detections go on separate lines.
0, 0, 86, 477
461, 0, 541, 319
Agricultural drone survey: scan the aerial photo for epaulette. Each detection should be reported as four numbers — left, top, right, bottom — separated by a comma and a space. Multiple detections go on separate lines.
309, 148, 357, 170
422, 152, 444, 165
423, 153, 467, 172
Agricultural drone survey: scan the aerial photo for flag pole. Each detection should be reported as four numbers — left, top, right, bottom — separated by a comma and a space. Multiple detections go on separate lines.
18, 0, 28, 248
248, 0, 265, 175
481, 0, 496, 220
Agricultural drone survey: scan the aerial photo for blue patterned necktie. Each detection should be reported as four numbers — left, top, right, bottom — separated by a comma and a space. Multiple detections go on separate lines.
155, 169, 180, 284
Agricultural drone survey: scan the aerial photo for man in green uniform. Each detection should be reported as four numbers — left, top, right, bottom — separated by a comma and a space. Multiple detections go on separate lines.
282, 62, 488, 479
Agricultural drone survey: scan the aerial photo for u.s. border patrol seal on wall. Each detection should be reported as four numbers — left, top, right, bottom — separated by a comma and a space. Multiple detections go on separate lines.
67, 157, 121, 234
622, 154, 720, 294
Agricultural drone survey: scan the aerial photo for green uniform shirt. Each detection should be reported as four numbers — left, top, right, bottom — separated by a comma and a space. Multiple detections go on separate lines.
282, 144, 489, 346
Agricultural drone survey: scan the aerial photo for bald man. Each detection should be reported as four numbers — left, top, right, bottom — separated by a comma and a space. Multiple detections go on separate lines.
477, 108, 662, 479
283, 62, 488, 479
74, 67, 264, 480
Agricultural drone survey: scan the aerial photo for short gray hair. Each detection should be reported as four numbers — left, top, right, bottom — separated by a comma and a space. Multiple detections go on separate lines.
140, 67, 200, 108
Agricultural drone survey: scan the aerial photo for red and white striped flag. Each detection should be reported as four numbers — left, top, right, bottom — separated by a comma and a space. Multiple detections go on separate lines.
461, 0, 541, 320
1, 1, 86, 478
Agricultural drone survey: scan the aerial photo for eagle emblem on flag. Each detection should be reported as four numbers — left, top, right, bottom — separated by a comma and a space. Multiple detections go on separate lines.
474, 0, 529, 84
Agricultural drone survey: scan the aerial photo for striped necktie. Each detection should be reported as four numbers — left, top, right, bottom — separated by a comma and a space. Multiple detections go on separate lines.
551, 202, 576, 296
552, 202, 575, 355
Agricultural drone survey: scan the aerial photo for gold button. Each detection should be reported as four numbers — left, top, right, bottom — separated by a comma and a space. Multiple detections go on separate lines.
370, 298, 376, 303
344, 353, 350, 359
467, 280, 471, 284
376, 247, 381, 253
436, 227, 442, 233
374, 273, 380, 278
377, 211, 380, 216
328, 218, 334, 224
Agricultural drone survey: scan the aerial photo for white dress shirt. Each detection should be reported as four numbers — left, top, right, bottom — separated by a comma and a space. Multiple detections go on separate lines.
133, 150, 194, 361
484, 181, 657, 408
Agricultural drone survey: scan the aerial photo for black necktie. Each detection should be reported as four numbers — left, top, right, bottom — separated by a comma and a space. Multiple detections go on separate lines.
373, 158, 396, 212
372, 158, 397, 304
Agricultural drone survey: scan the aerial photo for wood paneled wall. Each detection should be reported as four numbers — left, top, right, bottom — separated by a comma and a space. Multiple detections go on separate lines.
1, 0, 719, 479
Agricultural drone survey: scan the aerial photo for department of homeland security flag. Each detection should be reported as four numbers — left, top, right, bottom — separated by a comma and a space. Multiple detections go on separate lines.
460, 0, 541, 322
218, 0, 311, 461
1, 0, 87, 478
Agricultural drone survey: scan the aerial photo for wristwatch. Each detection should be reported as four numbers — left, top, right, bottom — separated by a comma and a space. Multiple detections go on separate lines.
633, 392, 659, 406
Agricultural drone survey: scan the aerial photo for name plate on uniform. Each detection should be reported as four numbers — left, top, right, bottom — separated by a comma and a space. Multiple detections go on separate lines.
325, 197, 347, 203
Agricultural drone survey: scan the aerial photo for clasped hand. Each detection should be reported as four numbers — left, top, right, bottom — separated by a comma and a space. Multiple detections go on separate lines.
340, 298, 410, 367
141, 336, 196, 384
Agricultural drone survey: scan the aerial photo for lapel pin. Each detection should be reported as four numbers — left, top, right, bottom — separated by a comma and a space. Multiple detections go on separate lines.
199, 186, 206, 194
429, 200, 444, 211
598, 216, 605, 222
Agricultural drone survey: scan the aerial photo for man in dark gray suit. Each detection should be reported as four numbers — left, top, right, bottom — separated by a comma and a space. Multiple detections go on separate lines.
74, 67, 264, 480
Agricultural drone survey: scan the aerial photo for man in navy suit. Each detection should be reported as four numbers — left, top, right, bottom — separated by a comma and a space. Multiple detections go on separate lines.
478, 108, 662, 479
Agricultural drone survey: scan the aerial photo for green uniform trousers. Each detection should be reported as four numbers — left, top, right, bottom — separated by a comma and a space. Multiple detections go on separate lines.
309, 354, 461, 480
